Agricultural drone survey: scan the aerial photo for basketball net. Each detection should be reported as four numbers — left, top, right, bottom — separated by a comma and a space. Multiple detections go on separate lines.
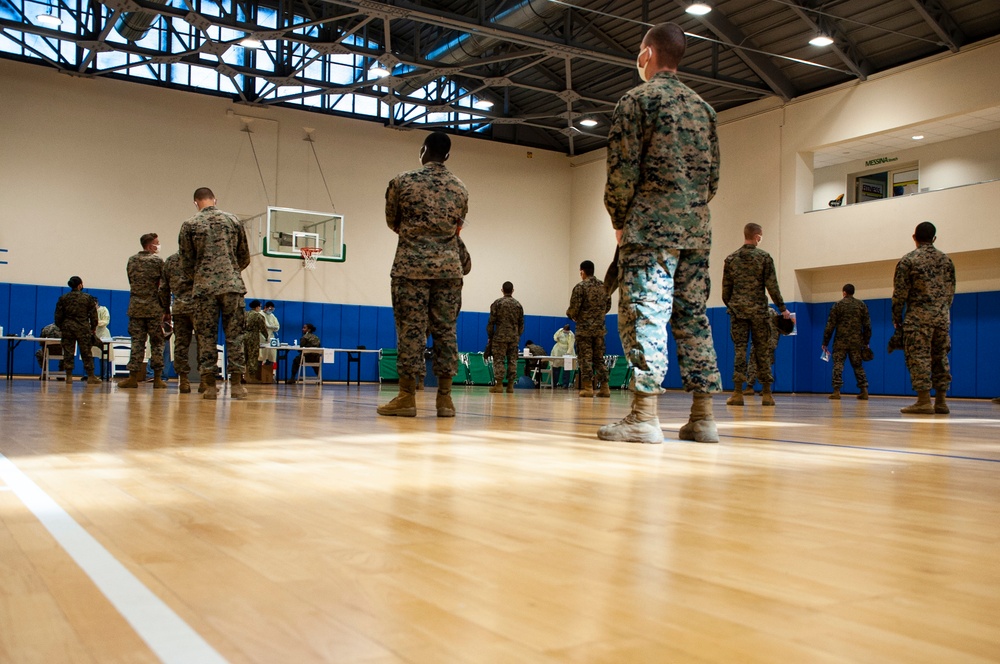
300, 247, 322, 270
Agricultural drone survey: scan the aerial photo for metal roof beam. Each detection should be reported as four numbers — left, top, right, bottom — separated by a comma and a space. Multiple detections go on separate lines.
786, 1, 872, 80
907, 0, 965, 53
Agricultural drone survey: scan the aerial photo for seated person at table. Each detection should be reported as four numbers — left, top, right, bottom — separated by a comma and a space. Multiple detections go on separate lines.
524, 340, 549, 386
287, 324, 322, 384
35, 323, 62, 371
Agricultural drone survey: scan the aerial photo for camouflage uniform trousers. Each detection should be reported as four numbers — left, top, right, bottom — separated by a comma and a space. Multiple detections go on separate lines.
127, 317, 165, 372
243, 331, 262, 378
491, 340, 520, 385
745, 339, 776, 390
903, 319, 951, 392
575, 334, 608, 387
831, 349, 867, 390
391, 277, 462, 380
618, 248, 722, 395
59, 323, 95, 374
172, 313, 195, 377
191, 293, 246, 376
730, 316, 773, 387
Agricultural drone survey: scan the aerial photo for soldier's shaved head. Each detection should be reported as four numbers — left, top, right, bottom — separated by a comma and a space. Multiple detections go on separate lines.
502, 281, 514, 294
642, 23, 686, 70
193, 187, 215, 202
423, 132, 451, 161
580, 260, 595, 276
744, 223, 763, 240
914, 221, 936, 243
843, 284, 855, 296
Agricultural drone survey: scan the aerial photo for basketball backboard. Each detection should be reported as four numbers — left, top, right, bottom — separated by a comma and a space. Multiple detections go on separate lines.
245, 206, 345, 262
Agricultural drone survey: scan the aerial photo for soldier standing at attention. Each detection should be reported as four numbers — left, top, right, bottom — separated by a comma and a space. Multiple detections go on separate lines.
119, 233, 167, 389
178, 187, 252, 400
378, 131, 468, 418
159, 252, 196, 393
243, 300, 268, 384
893, 221, 955, 414
822, 283, 872, 400
54, 276, 101, 384
722, 223, 791, 407
567, 260, 611, 398
599, 22, 723, 444
487, 281, 524, 394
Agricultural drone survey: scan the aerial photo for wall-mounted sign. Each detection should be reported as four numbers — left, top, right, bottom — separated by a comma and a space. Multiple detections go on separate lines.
864, 156, 899, 167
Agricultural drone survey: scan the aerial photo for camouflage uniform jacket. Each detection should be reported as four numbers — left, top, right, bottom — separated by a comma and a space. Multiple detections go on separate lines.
55, 291, 98, 332
159, 253, 195, 316
822, 296, 872, 352
567, 276, 611, 336
300, 332, 321, 349
386, 162, 469, 280
604, 71, 719, 265
722, 244, 786, 319
245, 310, 268, 344
126, 251, 165, 318
487, 295, 524, 343
178, 206, 251, 297
891, 243, 955, 328
40, 323, 61, 339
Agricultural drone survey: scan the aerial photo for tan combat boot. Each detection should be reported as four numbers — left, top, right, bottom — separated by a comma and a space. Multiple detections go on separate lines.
828, 388, 841, 400
857, 388, 869, 400
118, 371, 140, 388
579, 379, 594, 398
378, 377, 417, 417
597, 381, 611, 398
597, 391, 662, 444
201, 373, 218, 400
179, 375, 191, 393
934, 391, 949, 414
86, 372, 102, 385
415, 379, 425, 391
900, 390, 933, 414
489, 382, 504, 393
230, 373, 248, 399
505, 382, 514, 393
726, 386, 744, 406
436, 377, 455, 418
761, 384, 776, 407
64, 369, 73, 383
152, 370, 167, 389
678, 392, 719, 443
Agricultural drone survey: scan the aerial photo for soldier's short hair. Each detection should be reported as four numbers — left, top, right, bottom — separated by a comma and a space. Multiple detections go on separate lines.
843, 284, 855, 296
249, 299, 261, 309
304, 323, 316, 333
643, 23, 686, 68
140, 233, 158, 249
502, 281, 514, 294
67, 275, 83, 289
264, 301, 275, 309
193, 187, 215, 202
424, 132, 451, 159
914, 221, 936, 243
580, 260, 595, 276
744, 223, 763, 239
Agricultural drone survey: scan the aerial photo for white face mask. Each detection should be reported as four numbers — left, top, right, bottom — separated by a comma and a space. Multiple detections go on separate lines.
418, 145, 426, 166
636, 46, 651, 82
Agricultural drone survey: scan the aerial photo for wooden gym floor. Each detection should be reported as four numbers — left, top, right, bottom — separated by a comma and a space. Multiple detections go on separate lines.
1, 379, 998, 663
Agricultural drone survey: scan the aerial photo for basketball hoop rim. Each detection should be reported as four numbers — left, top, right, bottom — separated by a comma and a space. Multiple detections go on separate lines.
299, 247, 323, 257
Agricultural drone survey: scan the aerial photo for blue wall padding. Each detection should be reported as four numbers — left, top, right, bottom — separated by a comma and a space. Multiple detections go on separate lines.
1, 280, 998, 396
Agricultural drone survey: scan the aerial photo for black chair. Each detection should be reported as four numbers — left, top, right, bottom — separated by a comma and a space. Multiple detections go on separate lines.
346, 345, 365, 385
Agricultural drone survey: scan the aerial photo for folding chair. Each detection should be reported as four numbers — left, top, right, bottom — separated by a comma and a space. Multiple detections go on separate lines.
111, 339, 131, 378
297, 349, 323, 384
40, 340, 64, 380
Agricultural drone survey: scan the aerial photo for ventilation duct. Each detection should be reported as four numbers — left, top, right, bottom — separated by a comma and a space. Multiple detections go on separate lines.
114, 0, 169, 41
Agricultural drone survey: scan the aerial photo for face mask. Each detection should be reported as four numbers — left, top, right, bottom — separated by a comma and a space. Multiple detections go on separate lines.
636, 46, 651, 82
418, 146, 426, 166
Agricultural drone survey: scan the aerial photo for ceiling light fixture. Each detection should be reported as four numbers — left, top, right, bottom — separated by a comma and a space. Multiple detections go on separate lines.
473, 98, 494, 110
685, 3, 712, 15
369, 63, 391, 78
35, 10, 62, 27
240, 37, 262, 49
809, 35, 834, 47
912, 135, 924, 140
579, 118, 599, 127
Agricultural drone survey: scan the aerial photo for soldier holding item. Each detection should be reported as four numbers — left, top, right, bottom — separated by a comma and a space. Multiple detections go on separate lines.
822, 284, 872, 400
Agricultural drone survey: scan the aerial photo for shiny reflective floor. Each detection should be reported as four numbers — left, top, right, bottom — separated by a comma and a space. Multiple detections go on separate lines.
1, 379, 999, 663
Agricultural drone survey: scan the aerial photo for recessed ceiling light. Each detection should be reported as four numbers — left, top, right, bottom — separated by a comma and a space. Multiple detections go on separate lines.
809, 35, 834, 47
685, 3, 712, 15
35, 11, 62, 27
240, 37, 262, 49
912, 135, 924, 140
580, 118, 599, 127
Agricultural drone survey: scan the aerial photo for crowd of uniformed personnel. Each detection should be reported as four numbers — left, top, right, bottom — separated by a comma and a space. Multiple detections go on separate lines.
39, 22, 993, 427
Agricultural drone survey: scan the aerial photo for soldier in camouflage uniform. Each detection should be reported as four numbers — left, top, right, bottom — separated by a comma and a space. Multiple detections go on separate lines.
745, 312, 779, 395
722, 223, 791, 407
179, 187, 252, 400
54, 276, 101, 384
892, 221, 955, 414
822, 283, 872, 400
599, 23, 723, 444
378, 132, 468, 418
119, 233, 167, 389
487, 281, 524, 394
35, 322, 61, 370
160, 252, 196, 393
243, 300, 268, 384
567, 260, 611, 398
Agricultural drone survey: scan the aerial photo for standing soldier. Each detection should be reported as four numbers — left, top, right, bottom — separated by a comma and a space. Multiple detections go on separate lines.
893, 221, 955, 414
377, 131, 468, 418
54, 276, 101, 384
487, 281, 524, 394
160, 252, 196, 393
722, 223, 791, 407
178, 187, 252, 400
567, 260, 611, 398
822, 284, 872, 400
600, 23, 723, 444
119, 233, 167, 388
243, 300, 268, 384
